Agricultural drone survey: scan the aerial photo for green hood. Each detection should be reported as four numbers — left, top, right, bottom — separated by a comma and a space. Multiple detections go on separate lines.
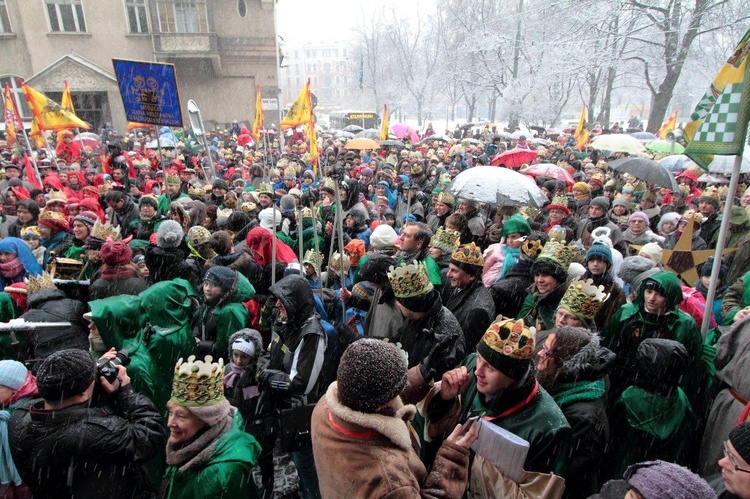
141, 278, 199, 329
619, 385, 691, 440
635, 271, 683, 311
236, 273, 255, 303
731, 205, 750, 226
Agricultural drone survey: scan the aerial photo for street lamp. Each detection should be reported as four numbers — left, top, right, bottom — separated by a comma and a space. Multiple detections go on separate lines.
187, 99, 216, 181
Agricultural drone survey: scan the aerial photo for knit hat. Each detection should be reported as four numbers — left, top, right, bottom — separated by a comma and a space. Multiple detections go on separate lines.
370, 224, 398, 249
698, 186, 721, 208
729, 422, 750, 465
100, 240, 132, 266
624, 460, 715, 499
611, 198, 629, 210
590, 196, 610, 211
585, 243, 612, 267
230, 337, 257, 358
204, 266, 237, 293
639, 242, 663, 267
0, 360, 28, 390
628, 211, 650, 225
228, 329, 263, 361
336, 339, 408, 413
171, 355, 230, 425
212, 179, 229, 191
700, 257, 727, 282
500, 213, 532, 237
187, 226, 212, 247
618, 256, 659, 294
572, 182, 591, 194
37, 349, 96, 402
38, 210, 69, 233
450, 243, 485, 277
73, 211, 99, 228
657, 212, 681, 233
156, 220, 184, 249
139, 195, 159, 210
477, 317, 536, 381
258, 207, 281, 230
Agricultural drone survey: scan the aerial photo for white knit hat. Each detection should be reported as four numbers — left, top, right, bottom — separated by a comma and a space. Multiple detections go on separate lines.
0, 360, 27, 390
258, 207, 281, 230
370, 224, 398, 249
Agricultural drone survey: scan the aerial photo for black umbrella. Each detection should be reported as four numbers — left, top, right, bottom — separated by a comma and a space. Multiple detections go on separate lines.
459, 122, 475, 130
608, 157, 679, 191
343, 125, 364, 133
380, 140, 405, 148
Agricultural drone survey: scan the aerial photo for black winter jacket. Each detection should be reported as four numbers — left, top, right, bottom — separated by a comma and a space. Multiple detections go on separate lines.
20, 288, 88, 361
490, 259, 534, 318
145, 243, 202, 291
9, 385, 167, 499
89, 275, 149, 301
445, 279, 494, 349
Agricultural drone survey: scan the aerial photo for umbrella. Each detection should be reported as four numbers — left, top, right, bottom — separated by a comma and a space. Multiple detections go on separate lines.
608, 157, 678, 190
646, 140, 685, 154
422, 134, 453, 143
496, 132, 513, 139
459, 123, 476, 130
590, 134, 647, 154
391, 124, 419, 143
343, 138, 380, 150
75, 132, 102, 152
146, 137, 176, 149
530, 138, 551, 147
343, 125, 363, 133
631, 131, 659, 143
520, 163, 574, 186
380, 140, 405, 148
448, 165, 548, 207
490, 148, 538, 168
658, 154, 694, 173
707, 149, 750, 174
334, 131, 355, 139
698, 173, 730, 184
461, 138, 481, 146
511, 130, 531, 139
355, 128, 380, 139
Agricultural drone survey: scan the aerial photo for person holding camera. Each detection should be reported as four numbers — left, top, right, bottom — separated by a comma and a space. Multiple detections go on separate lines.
8, 348, 167, 498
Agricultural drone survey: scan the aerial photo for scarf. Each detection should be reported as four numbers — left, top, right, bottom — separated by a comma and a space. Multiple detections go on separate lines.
166, 414, 233, 472
0, 258, 24, 279
0, 409, 21, 486
552, 378, 605, 408
101, 265, 136, 281
224, 362, 244, 389
399, 247, 427, 264
499, 246, 520, 280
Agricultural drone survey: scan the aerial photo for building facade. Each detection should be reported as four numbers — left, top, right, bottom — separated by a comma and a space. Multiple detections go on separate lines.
0, 0, 279, 134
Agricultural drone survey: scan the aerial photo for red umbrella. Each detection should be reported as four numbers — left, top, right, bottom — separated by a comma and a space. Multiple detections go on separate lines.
520, 163, 574, 186
490, 148, 538, 168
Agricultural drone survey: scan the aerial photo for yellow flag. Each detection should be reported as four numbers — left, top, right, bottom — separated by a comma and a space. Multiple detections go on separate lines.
657, 110, 678, 139
253, 84, 264, 141
307, 121, 319, 177
280, 79, 312, 131
574, 104, 589, 150
61, 80, 75, 114
380, 104, 389, 141
29, 117, 48, 148
20, 81, 89, 131
3, 83, 23, 147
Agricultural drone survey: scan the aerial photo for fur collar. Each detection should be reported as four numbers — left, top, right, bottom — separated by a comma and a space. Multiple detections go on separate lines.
326, 382, 416, 451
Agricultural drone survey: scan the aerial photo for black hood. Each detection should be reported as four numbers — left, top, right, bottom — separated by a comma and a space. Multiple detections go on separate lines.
269, 274, 315, 327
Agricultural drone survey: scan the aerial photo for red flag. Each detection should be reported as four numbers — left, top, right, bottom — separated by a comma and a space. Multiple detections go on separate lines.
3, 83, 24, 147
24, 154, 42, 189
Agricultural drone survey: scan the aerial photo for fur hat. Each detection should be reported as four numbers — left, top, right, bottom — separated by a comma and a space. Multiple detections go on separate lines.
139, 195, 159, 210
37, 349, 96, 402
336, 339, 407, 413
156, 220, 184, 249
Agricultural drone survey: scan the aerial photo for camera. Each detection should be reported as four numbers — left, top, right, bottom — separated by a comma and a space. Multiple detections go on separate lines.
96, 349, 131, 384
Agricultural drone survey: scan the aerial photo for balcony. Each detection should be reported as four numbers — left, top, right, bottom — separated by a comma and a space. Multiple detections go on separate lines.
152, 32, 221, 74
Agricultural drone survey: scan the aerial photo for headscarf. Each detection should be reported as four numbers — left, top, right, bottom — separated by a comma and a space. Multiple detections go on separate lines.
244, 226, 297, 265
0, 237, 43, 286
78, 197, 106, 221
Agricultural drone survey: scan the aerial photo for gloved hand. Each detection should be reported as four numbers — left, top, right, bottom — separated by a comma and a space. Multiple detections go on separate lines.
419, 330, 449, 384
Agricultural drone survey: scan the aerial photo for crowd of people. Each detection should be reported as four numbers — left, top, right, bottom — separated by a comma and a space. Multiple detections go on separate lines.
0, 120, 749, 498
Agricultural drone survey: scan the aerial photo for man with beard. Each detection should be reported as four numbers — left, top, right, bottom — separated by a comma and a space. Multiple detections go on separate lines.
456, 198, 485, 244
398, 222, 442, 286
426, 192, 454, 234
576, 196, 626, 254
445, 243, 494, 349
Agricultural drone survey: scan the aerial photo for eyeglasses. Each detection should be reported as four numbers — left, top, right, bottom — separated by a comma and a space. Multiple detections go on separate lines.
555, 309, 581, 325
724, 441, 750, 474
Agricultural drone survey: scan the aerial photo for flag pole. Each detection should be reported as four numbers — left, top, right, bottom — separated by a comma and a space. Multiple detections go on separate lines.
700, 153, 743, 337
19, 127, 42, 183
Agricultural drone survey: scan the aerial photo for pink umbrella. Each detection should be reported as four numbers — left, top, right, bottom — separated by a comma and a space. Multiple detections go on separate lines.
520, 163, 574, 186
391, 124, 419, 143
490, 148, 538, 168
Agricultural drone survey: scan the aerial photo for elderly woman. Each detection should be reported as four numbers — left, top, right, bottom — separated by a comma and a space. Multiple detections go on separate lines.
162, 355, 261, 498
0, 237, 43, 287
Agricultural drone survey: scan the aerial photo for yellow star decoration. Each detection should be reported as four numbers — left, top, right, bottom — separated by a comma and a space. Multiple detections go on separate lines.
633, 216, 735, 285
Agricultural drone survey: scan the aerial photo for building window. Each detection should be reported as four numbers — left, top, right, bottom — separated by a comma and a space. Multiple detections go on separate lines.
46, 0, 87, 33
156, 0, 208, 33
47, 90, 111, 131
0, 76, 30, 119
125, 0, 148, 34
0, 1, 11, 33
237, 0, 246, 17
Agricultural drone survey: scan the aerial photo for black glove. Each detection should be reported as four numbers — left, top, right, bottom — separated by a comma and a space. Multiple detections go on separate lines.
419, 329, 450, 384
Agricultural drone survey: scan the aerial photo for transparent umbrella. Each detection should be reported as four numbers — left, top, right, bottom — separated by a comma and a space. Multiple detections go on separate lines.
448, 166, 548, 207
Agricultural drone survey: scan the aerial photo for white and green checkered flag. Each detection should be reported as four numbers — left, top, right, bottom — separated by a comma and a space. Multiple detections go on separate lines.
685, 28, 750, 169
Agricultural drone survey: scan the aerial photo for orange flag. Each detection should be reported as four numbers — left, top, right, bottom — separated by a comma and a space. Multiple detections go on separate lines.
3, 83, 24, 147
20, 80, 89, 131
280, 79, 312, 130
657, 110, 678, 139
574, 103, 589, 150
61, 80, 75, 114
253, 84, 264, 141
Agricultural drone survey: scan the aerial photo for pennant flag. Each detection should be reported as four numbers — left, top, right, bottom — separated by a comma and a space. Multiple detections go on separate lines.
61, 80, 75, 114
685, 28, 750, 169
23, 154, 42, 190
29, 117, 47, 149
657, 110, 678, 139
20, 80, 90, 131
380, 104, 389, 141
253, 83, 264, 141
574, 103, 589, 150
307, 121, 319, 177
358, 53, 364, 89
3, 83, 24, 147
280, 79, 312, 131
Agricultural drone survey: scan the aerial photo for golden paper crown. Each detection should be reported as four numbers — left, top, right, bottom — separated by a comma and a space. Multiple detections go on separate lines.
717, 185, 729, 200
519, 206, 540, 221
387, 262, 434, 299
538, 240, 579, 269
590, 171, 605, 183
25, 272, 56, 295
438, 173, 452, 186
188, 186, 204, 197
171, 355, 225, 407
300, 207, 314, 219
520, 237, 545, 259
681, 209, 705, 225
451, 242, 484, 268
558, 278, 610, 321
258, 182, 274, 196
430, 227, 460, 252
39, 209, 67, 224
216, 208, 233, 219
436, 191, 455, 206
303, 249, 323, 269
322, 177, 336, 191
91, 219, 121, 241
481, 316, 536, 360
47, 190, 68, 204
329, 252, 351, 273
701, 185, 720, 202
548, 195, 570, 212
241, 202, 257, 213
595, 160, 608, 171
166, 174, 181, 186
